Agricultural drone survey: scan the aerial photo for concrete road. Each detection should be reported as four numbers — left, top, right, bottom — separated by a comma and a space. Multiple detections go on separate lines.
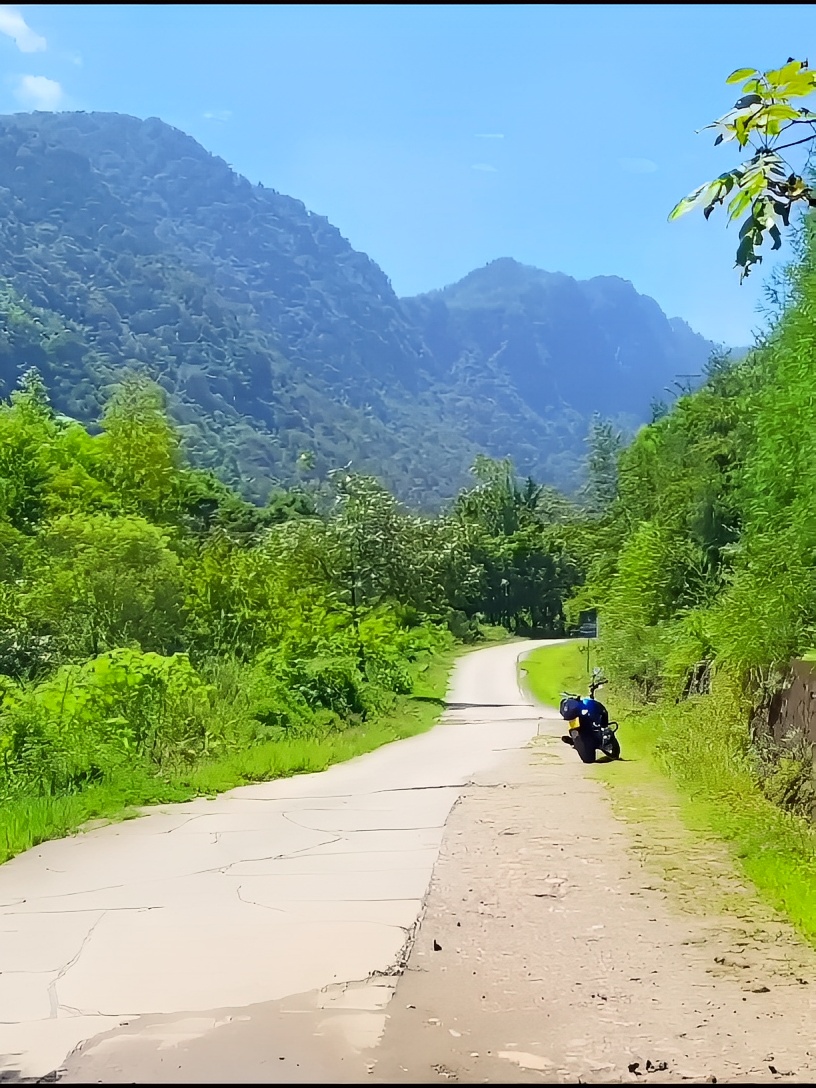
0, 639, 550, 1080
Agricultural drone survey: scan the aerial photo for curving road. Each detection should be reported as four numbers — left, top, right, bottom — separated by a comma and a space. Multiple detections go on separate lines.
0, 639, 551, 1081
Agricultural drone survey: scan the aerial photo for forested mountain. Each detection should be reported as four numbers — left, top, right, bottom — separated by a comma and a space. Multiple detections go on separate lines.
406, 260, 714, 422
0, 110, 718, 505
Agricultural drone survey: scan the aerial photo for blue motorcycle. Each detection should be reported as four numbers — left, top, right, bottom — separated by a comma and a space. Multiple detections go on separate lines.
558, 669, 621, 763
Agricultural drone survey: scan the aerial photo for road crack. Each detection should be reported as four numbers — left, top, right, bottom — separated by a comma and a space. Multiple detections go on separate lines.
188, 835, 347, 875
235, 884, 287, 913
47, 911, 107, 1019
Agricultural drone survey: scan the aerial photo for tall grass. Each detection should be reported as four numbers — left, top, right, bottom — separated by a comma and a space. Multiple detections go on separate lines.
522, 639, 816, 945
518, 637, 593, 708
0, 647, 458, 865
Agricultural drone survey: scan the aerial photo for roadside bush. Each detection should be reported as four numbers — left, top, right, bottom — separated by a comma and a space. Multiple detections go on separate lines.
0, 648, 213, 797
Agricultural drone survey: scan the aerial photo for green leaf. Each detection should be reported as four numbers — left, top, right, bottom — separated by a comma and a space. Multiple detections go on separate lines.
768, 103, 803, 121
726, 67, 758, 84
735, 233, 757, 272
734, 93, 762, 109
777, 73, 816, 98
738, 213, 761, 240
727, 189, 752, 222
766, 59, 807, 86
668, 171, 741, 221
734, 115, 750, 146
668, 185, 709, 221
745, 171, 767, 199
752, 103, 803, 137
711, 125, 738, 146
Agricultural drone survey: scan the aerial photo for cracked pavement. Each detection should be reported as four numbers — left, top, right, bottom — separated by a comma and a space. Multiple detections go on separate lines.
0, 640, 549, 1081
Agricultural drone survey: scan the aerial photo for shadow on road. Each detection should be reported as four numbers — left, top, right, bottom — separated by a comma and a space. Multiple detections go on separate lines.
411, 698, 533, 710
445, 701, 533, 710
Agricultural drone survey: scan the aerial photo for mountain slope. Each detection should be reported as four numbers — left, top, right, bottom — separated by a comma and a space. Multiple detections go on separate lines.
405, 259, 716, 424
0, 111, 719, 505
0, 111, 479, 505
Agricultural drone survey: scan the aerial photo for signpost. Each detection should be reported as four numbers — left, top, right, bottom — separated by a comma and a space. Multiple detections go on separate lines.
576, 610, 598, 674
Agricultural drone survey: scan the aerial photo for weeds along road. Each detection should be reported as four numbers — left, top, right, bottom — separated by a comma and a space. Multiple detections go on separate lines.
0, 640, 548, 1082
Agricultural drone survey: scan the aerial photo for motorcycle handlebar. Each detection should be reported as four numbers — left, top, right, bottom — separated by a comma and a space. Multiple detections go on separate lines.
562, 683, 609, 699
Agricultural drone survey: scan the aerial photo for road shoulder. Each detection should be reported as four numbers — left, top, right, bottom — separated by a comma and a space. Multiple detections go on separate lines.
367, 724, 816, 1084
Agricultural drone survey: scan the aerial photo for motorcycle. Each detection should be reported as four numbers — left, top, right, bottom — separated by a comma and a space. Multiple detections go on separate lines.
558, 668, 621, 764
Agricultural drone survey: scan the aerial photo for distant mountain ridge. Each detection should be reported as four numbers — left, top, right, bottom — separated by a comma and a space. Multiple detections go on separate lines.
0, 111, 720, 505
405, 258, 714, 423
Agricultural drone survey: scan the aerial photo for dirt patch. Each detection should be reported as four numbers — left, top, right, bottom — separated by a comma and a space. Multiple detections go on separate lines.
57, 981, 398, 1084
367, 730, 816, 1084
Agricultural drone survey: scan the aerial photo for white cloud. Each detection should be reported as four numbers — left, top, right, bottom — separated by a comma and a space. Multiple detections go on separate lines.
14, 74, 64, 110
471, 163, 498, 172
203, 109, 232, 121
475, 133, 504, 139
0, 6, 46, 52
618, 157, 658, 174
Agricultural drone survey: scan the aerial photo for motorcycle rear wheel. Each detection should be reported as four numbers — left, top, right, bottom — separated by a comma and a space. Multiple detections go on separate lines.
570, 728, 596, 764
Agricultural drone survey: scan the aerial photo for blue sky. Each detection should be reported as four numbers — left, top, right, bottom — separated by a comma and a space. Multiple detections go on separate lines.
1, 4, 814, 345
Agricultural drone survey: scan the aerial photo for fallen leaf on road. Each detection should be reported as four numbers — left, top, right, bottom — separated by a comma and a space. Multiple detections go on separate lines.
714, 955, 749, 969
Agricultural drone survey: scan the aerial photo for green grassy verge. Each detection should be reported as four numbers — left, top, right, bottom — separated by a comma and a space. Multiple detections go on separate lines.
519, 638, 595, 708
0, 645, 460, 866
521, 640, 816, 946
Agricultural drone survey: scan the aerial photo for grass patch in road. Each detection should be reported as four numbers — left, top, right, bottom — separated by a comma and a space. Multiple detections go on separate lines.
521, 639, 816, 947
0, 646, 459, 866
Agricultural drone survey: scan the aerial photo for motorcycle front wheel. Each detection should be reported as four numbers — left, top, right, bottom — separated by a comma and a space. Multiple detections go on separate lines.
601, 734, 621, 760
